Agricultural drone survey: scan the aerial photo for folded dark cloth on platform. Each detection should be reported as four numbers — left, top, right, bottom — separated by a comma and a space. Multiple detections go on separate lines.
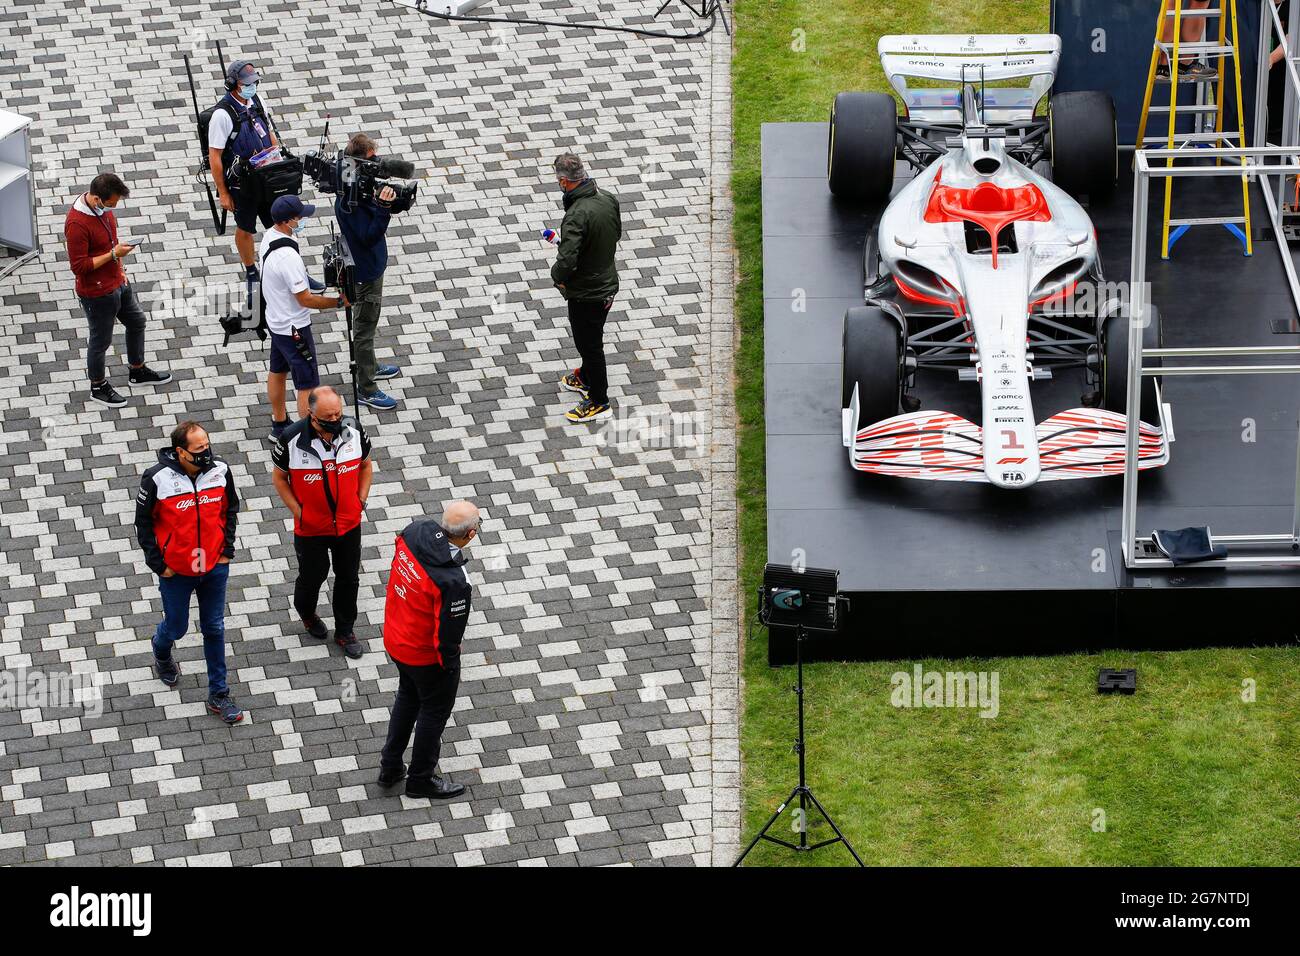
1151, 526, 1228, 565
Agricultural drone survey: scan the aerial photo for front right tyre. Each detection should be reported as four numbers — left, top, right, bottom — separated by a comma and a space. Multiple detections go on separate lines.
842, 305, 904, 435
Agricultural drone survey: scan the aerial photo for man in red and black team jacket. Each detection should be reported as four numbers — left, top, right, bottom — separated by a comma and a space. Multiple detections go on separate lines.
134, 421, 243, 724
379, 500, 480, 800
271, 386, 373, 660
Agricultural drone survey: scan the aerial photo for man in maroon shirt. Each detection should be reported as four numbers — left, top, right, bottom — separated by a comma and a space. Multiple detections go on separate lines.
64, 173, 171, 407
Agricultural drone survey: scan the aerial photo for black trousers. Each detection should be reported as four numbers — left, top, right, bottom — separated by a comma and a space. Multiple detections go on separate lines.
81, 282, 147, 383
293, 525, 361, 635
567, 297, 613, 406
380, 660, 461, 781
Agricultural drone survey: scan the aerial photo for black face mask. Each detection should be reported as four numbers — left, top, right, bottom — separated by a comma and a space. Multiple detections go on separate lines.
314, 417, 344, 438
187, 448, 215, 470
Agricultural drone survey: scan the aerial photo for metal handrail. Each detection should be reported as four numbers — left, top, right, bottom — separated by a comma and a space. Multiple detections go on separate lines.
1121, 3, 1300, 570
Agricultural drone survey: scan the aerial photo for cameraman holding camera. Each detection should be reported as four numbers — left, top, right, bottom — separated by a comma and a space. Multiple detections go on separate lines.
208, 60, 322, 308
261, 196, 346, 442
335, 134, 401, 411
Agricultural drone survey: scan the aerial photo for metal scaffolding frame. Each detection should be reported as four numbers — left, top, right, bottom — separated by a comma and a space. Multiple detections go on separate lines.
1121, 2, 1300, 570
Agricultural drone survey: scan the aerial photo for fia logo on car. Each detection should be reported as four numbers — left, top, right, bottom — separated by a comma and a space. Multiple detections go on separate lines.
1002, 471, 1026, 483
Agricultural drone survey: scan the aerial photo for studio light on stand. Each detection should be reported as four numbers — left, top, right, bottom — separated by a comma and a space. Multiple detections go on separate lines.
734, 563, 863, 867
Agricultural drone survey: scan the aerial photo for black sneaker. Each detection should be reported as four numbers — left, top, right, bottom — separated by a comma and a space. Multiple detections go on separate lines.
336, 632, 364, 660
1183, 60, 1217, 81
301, 613, 329, 640
128, 365, 172, 386
207, 693, 244, 724
565, 397, 612, 423
1156, 61, 1171, 80
404, 774, 465, 800
89, 381, 127, 408
377, 763, 407, 787
267, 418, 290, 446
154, 654, 180, 688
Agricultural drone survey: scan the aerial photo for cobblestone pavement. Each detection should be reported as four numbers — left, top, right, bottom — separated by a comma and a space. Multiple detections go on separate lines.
0, 0, 737, 866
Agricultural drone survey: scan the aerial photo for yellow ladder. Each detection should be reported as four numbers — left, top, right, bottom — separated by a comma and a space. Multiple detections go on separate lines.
1134, 0, 1252, 258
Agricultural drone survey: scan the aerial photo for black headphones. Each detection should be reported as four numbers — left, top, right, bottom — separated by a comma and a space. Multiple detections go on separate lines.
224, 60, 253, 91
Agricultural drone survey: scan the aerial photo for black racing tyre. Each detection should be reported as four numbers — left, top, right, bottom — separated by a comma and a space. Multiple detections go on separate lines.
1102, 306, 1162, 423
842, 305, 903, 429
1049, 90, 1118, 200
828, 92, 897, 203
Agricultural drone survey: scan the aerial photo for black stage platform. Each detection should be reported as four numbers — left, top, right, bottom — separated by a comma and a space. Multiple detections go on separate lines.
763, 122, 1300, 663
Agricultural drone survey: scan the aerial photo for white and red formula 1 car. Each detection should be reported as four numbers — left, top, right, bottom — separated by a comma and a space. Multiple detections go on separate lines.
831, 34, 1168, 489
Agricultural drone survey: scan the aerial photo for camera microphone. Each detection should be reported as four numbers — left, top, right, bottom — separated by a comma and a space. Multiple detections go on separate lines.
377, 157, 415, 179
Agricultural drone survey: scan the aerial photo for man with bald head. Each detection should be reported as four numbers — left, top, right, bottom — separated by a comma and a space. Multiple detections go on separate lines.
379, 499, 480, 799
271, 385, 374, 659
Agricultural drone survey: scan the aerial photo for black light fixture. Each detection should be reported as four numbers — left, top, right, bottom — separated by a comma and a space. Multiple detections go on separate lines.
736, 564, 862, 866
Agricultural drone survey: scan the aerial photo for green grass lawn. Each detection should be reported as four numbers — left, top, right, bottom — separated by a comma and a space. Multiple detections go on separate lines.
731, 0, 1300, 866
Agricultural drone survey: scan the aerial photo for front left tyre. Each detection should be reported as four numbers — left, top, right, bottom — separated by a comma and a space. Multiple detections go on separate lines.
1101, 305, 1162, 424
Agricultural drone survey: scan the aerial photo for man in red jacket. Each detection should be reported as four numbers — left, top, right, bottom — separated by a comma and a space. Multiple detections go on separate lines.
64, 173, 171, 408
379, 500, 480, 800
134, 420, 243, 724
270, 386, 373, 660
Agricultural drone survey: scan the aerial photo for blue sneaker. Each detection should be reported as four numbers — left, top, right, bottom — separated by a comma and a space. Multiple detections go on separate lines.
307, 276, 326, 293
267, 417, 290, 446
207, 693, 244, 724
154, 654, 180, 688
374, 364, 401, 380
358, 389, 398, 410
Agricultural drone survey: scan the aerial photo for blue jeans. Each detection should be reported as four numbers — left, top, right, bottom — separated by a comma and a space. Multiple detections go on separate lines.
151, 562, 230, 697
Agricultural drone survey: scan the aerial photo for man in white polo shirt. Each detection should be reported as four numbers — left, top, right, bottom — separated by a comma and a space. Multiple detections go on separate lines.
260, 195, 345, 444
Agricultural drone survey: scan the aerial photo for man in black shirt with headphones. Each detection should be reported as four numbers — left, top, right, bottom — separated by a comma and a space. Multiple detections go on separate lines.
208, 60, 323, 309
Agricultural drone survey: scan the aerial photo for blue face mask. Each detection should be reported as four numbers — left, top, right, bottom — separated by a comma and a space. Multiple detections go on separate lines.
239, 82, 258, 100
292, 220, 305, 235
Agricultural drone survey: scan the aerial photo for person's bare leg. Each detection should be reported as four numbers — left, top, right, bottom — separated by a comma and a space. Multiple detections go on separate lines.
1183, 0, 1210, 46
269, 371, 288, 422
1160, 1, 1212, 67
235, 227, 255, 268
296, 387, 312, 421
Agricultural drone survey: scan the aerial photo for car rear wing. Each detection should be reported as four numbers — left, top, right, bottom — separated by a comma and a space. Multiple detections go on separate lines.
879, 34, 1060, 123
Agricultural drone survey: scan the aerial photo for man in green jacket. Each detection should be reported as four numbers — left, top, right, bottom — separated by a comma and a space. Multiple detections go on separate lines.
550, 152, 621, 423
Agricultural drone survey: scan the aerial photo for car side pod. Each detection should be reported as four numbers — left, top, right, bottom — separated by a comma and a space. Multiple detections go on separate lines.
844, 406, 1169, 486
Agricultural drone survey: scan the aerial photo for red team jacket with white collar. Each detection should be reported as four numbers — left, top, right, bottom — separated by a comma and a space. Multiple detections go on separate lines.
271, 418, 371, 538
135, 448, 240, 576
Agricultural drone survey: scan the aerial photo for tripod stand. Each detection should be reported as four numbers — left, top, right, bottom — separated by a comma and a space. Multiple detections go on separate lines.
654, 0, 731, 35
733, 625, 863, 866
326, 222, 364, 429
340, 261, 363, 429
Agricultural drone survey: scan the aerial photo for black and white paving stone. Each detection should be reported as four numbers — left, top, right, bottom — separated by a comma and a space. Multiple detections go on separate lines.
0, 0, 737, 866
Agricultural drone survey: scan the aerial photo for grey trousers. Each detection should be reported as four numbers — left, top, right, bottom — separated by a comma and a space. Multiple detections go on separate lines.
352, 275, 384, 396
81, 282, 146, 383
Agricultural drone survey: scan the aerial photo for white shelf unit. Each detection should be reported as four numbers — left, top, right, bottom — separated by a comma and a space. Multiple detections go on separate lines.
0, 110, 37, 280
